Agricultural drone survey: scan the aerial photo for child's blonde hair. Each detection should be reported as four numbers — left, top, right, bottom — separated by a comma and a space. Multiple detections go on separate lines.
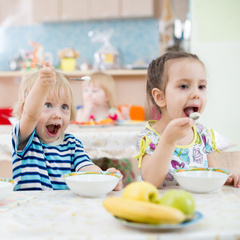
85, 71, 117, 108
13, 72, 76, 121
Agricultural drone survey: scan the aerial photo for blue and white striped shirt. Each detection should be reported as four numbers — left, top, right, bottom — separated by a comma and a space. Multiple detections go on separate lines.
12, 123, 94, 191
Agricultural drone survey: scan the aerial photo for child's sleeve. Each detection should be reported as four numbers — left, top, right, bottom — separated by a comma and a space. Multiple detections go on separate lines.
73, 138, 95, 171
135, 127, 158, 168
135, 135, 152, 168
208, 128, 221, 153
12, 122, 35, 157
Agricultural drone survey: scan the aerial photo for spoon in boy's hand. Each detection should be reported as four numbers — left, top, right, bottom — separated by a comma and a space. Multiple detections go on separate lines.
34, 63, 91, 81
189, 112, 200, 121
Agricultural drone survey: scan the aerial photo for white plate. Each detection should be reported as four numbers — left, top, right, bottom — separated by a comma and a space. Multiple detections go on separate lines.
77, 124, 114, 128
116, 121, 146, 126
114, 211, 203, 230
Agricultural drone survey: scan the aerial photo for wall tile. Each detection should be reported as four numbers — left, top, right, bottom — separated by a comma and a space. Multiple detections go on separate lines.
0, 19, 159, 71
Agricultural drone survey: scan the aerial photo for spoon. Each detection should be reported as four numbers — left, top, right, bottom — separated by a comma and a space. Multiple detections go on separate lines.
189, 112, 200, 121
34, 63, 91, 81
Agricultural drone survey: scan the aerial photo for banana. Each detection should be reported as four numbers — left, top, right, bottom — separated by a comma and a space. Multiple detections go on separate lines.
103, 197, 186, 224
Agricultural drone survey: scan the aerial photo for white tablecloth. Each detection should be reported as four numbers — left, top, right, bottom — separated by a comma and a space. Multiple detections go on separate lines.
0, 122, 235, 161
0, 124, 145, 161
0, 186, 239, 240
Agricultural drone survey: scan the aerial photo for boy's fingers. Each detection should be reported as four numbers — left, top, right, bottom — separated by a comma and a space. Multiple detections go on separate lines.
43, 61, 50, 67
225, 176, 233, 184
106, 167, 117, 173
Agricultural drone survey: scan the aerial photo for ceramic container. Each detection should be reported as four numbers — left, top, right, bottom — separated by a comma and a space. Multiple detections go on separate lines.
0, 178, 15, 201
62, 171, 122, 197
171, 167, 231, 193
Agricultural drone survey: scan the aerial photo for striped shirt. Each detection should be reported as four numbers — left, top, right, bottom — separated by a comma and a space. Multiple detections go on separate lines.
12, 123, 94, 191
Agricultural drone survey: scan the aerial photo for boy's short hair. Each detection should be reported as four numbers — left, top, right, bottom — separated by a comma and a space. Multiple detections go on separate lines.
13, 72, 76, 121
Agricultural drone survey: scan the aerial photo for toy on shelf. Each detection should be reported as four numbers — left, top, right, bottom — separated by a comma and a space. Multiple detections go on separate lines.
22, 41, 53, 71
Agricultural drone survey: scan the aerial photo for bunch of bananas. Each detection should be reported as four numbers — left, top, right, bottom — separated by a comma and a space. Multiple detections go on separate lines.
103, 181, 195, 224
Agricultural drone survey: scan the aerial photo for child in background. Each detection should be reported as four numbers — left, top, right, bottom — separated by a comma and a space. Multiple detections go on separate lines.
135, 51, 240, 188
12, 62, 122, 191
76, 71, 135, 186
76, 71, 123, 123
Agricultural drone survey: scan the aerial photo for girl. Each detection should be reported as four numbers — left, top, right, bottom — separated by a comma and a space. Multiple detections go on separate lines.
12, 62, 122, 191
76, 71, 134, 186
135, 51, 240, 188
76, 71, 123, 123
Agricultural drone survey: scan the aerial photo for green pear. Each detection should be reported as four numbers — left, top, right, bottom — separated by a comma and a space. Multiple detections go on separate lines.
159, 189, 195, 215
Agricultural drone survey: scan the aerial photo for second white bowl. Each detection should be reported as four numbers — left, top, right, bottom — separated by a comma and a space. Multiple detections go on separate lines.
0, 178, 15, 201
171, 168, 231, 193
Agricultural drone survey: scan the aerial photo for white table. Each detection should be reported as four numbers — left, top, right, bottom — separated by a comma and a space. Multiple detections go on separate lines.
0, 186, 239, 240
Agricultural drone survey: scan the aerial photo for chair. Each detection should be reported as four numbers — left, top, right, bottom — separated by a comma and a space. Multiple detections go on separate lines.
118, 105, 145, 121
0, 108, 13, 125
211, 151, 240, 175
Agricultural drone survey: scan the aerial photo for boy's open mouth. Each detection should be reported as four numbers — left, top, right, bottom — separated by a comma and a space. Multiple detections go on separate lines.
46, 124, 61, 136
184, 107, 199, 117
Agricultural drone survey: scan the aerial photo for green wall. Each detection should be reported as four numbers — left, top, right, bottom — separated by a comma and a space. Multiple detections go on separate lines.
190, 0, 240, 150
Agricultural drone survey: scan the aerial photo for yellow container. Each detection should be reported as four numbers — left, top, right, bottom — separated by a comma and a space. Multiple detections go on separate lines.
61, 58, 76, 71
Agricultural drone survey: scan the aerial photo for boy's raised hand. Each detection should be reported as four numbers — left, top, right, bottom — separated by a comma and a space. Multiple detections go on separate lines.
38, 61, 56, 88
18, 61, 56, 147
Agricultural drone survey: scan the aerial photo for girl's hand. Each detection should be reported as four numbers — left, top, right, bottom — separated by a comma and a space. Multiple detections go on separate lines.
106, 167, 123, 191
225, 174, 240, 188
38, 61, 56, 88
162, 118, 194, 146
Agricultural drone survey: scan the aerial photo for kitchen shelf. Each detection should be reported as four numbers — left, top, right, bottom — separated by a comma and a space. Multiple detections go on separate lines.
0, 69, 147, 78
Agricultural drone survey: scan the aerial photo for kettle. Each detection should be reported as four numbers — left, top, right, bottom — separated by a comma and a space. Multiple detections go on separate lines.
9, 55, 23, 71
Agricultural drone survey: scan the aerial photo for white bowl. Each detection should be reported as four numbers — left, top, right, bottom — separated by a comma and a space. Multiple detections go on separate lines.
171, 168, 231, 193
62, 171, 122, 197
0, 178, 15, 201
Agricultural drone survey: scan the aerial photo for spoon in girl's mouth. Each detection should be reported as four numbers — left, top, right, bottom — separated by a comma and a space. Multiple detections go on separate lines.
189, 112, 200, 120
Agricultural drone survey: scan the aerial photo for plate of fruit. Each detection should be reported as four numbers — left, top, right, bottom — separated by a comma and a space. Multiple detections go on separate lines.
114, 211, 203, 230
103, 182, 203, 230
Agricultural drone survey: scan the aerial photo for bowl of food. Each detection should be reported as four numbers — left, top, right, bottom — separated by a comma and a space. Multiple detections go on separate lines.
62, 171, 122, 197
0, 178, 15, 201
171, 168, 231, 193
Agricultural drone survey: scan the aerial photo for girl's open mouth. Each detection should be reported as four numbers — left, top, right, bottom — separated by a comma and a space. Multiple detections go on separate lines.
184, 107, 199, 117
46, 124, 61, 136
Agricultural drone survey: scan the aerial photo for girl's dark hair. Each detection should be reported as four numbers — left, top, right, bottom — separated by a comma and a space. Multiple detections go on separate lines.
146, 51, 203, 115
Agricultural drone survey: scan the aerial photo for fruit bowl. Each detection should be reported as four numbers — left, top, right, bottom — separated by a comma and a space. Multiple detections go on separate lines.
0, 178, 15, 201
171, 168, 231, 193
62, 171, 122, 197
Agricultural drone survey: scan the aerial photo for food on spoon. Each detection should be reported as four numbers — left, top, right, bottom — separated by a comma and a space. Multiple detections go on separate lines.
122, 181, 159, 203
103, 197, 186, 224
159, 189, 195, 216
189, 112, 200, 120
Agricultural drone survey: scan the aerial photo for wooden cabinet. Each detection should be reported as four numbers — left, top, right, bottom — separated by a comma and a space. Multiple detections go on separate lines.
32, 0, 119, 22
0, 0, 161, 26
121, 0, 154, 18
89, 0, 120, 19
32, 0, 60, 22
61, 0, 89, 21
0, 0, 33, 26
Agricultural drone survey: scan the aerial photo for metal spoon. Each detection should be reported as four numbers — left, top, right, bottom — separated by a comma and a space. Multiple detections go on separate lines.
34, 63, 91, 81
189, 112, 200, 121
